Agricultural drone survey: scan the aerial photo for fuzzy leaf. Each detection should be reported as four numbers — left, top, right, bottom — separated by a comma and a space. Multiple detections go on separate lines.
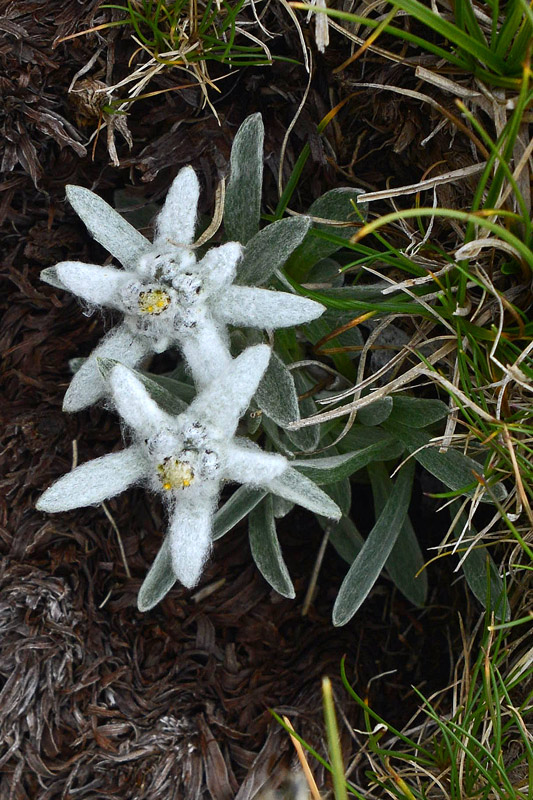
137, 538, 176, 612
304, 308, 364, 356
212, 486, 267, 541
369, 462, 427, 607
36, 448, 145, 512
41, 265, 68, 290
288, 188, 367, 277
333, 461, 414, 626
267, 467, 342, 520
337, 424, 395, 452
357, 397, 394, 427
236, 217, 311, 285
323, 477, 352, 517
224, 113, 264, 244
462, 546, 510, 622
384, 420, 507, 502
451, 504, 510, 621
292, 438, 402, 485
284, 370, 321, 453
255, 351, 300, 429
272, 495, 294, 518
388, 396, 450, 428
249, 496, 295, 598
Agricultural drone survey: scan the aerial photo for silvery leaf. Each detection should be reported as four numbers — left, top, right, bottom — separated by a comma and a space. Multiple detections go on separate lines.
333, 461, 414, 626
369, 462, 427, 607
267, 467, 341, 520
236, 217, 311, 286
388, 396, 450, 428
293, 437, 402, 485
249, 496, 295, 598
288, 188, 367, 277
255, 351, 299, 429
357, 397, 393, 427
224, 113, 264, 244
137, 538, 176, 612
213, 485, 267, 541
384, 420, 507, 503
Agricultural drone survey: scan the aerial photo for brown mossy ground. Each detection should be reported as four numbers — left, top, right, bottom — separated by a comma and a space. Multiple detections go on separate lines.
1, 3, 479, 797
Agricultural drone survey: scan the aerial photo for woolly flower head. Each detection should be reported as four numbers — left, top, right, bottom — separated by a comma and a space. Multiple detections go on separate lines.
36, 345, 287, 590
41, 167, 324, 411
36, 343, 341, 607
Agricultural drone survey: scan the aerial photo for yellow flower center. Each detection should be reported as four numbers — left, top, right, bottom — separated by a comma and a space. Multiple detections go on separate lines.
138, 289, 171, 315
157, 459, 194, 490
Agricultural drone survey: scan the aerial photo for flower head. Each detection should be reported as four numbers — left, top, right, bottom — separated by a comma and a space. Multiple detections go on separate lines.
42, 167, 324, 410
37, 345, 288, 588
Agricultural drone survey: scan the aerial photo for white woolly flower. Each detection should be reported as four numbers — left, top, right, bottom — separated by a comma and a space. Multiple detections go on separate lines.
42, 167, 325, 411
36, 345, 288, 589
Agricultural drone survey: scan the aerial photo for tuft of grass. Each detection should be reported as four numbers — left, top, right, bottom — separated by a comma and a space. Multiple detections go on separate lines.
292, 0, 533, 88
62, 0, 284, 121
274, 601, 533, 798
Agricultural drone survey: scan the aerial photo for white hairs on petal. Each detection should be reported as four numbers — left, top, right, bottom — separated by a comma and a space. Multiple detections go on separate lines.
168, 492, 218, 587
224, 439, 287, 485
201, 241, 242, 290
36, 448, 146, 512
191, 344, 271, 433
180, 318, 233, 389
110, 365, 171, 435
218, 286, 325, 328
56, 262, 132, 310
155, 166, 200, 247
63, 325, 151, 413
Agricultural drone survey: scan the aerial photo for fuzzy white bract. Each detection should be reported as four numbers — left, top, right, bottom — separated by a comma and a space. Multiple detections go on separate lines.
42, 167, 324, 410
37, 345, 288, 588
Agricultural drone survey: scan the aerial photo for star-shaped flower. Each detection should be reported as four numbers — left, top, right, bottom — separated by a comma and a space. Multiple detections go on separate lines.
36, 346, 338, 594
42, 167, 324, 411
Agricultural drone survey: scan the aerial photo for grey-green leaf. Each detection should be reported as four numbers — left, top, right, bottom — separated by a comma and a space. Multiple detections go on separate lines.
333, 460, 414, 626
323, 478, 352, 517
249, 496, 295, 598
289, 188, 368, 276
141, 373, 195, 406
357, 397, 393, 427
272, 495, 295, 519
66, 185, 151, 271
284, 370, 320, 453
267, 467, 341, 520
137, 538, 176, 612
462, 546, 510, 621
255, 351, 300, 428
384, 420, 507, 503
292, 437, 402, 485
369, 462, 427, 607
304, 308, 364, 357
450, 504, 510, 621
237, 217, 311, 286
389, 396, 450, 428
224, 113, 264, 244
213, 485, 267, 541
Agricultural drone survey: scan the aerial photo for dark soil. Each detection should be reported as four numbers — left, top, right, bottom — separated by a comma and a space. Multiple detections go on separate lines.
1, 3, 479, 797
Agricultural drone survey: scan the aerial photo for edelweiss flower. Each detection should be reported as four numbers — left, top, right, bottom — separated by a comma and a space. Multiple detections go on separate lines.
42, 167, 324, 411
36, 346, 279, 586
